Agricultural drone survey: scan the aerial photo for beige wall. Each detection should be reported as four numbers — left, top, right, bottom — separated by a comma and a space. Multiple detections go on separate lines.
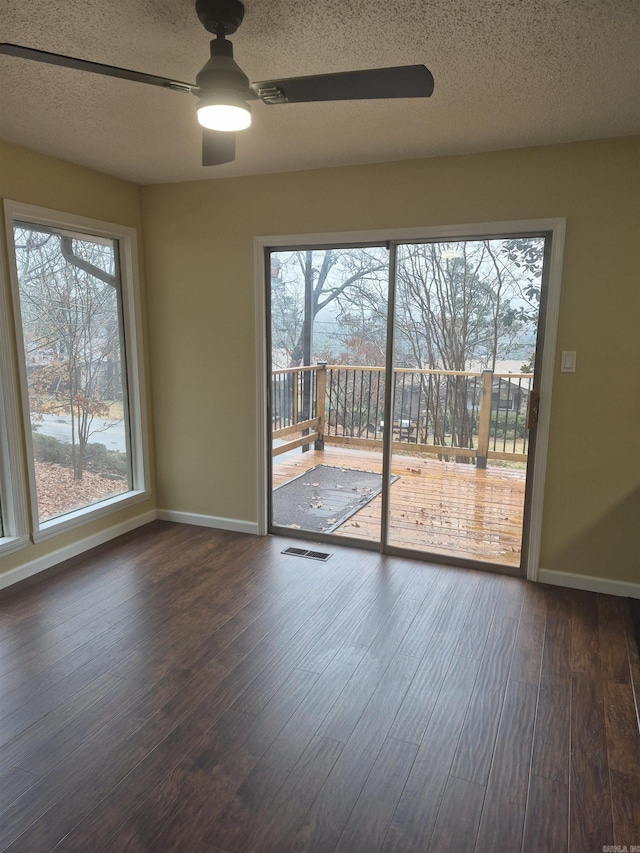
141, 136, 640, 583
0, 140, 155, 579
0, 136, 637, 587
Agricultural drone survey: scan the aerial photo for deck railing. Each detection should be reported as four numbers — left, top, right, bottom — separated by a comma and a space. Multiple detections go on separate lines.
272, 364, 533, 465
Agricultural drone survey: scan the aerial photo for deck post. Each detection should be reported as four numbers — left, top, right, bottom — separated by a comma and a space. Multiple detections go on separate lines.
476, 369, 493, 469
314, 362, 327, 450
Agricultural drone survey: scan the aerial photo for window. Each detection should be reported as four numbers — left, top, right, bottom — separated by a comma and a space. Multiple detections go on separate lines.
4, 202, 149, 541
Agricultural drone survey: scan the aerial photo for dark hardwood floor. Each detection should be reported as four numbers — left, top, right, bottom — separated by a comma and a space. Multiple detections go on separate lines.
0, 521, 638, 852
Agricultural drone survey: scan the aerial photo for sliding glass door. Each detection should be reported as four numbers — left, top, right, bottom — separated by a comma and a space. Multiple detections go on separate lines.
267, 229, 550, 575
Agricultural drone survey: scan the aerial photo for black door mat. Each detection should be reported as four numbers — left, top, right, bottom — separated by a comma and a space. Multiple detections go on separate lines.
273, 464, 398, 534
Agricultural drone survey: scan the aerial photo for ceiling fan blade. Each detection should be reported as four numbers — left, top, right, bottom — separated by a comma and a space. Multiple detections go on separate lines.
0, 43, 195, 93
251, 64, 434, 104
202, 129, 236, 166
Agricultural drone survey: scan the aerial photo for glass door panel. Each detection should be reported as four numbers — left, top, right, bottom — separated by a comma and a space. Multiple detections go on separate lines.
386, 238, 544, 567
269, 246, 389, 545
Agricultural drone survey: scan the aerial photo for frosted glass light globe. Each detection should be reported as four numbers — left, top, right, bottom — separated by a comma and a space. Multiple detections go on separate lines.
197, 103, 251, 132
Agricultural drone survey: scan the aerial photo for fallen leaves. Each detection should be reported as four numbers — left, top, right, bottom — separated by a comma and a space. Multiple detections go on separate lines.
34, 461, 128, 522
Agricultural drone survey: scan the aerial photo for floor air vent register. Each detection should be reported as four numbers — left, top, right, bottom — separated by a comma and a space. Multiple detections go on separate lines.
281, 547, 332, 562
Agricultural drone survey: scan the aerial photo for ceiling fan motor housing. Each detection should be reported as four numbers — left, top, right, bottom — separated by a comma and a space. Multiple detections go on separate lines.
195, 0, 245, 35
195, 37, 251, 100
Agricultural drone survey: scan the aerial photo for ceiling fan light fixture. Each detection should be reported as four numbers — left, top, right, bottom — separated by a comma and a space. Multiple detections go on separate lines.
197, 95, 251, 131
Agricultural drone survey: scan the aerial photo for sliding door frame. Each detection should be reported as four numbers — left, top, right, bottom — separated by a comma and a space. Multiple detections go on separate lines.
255, 219, 566, 581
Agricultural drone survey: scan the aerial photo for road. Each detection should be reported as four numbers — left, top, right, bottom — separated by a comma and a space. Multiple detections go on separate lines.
34, 414, 127, 453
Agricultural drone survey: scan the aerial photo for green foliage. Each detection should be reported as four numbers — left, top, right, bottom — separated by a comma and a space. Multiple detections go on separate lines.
490, 412, 529, 440
32, 431, 128, 478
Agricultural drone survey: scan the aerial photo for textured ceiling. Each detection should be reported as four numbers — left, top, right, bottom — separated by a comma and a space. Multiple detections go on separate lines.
1, 0, 639, 185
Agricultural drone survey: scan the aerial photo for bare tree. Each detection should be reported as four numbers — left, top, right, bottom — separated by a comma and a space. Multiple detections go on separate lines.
15, 226, 124, 480
334, 239, 540, 453
270, 247, 388, 368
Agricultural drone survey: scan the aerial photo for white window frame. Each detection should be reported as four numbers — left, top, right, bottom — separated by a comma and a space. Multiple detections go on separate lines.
3, 200, 151, 542
0, 256, 29, 557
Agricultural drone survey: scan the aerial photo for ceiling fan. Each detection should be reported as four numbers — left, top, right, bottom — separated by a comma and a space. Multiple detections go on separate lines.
0, 0, 434, 167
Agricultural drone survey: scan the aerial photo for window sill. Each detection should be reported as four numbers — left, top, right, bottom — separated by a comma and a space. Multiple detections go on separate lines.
32, 489, 151, 544
0, 534, 29, 558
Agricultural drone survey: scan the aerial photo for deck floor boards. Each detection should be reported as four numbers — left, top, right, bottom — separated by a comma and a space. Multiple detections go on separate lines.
272, 445, 525, 566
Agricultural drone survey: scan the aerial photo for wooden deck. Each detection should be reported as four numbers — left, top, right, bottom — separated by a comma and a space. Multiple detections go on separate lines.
272, 445, 526, 567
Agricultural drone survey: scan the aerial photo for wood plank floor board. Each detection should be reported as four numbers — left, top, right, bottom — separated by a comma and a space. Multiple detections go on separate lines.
210, 571, 336, 666
449, 613, 519, 785
0, 523, 637, 852
315, 593, 424, 745
259, 573, 377, 656
509, 581, 547, 685
199, 701, 321, 850
474, 678, 538, 852
359, 596, 423, 664
426, 775, 485, 853
387, 638, 457, 746
241, 735, 345, 853
333, 736, 418, 853
569, 671, 614, 851
133, 667, 318, 853
69, 708, 253, 853
599, 595, 636, 686
295, 564, 412, 675
131, 568, 357, 752
454, 570, 504, 660
0, 647, 126, 736
530, 675, 570, 785
395, 569, 462, 659
282, 652, 421, 853
381, 653, 482, 852
0, 608, 169, 715
14, 631, 235, 781
0, 530, 254, 700
124, 560, 355, 750
598, 598, 640, 846
224, 577, 389, 718
345, 558, 420, 648
0, 671, 123, 778
100, 667, 319, 853
396, 561, 441, 604
0, 766, 36, 813
125, 638, 283, 752
1, 738, 149, 853
538, 585, 573, 681
316, 650, 404, 745
388, 576, 482, 746
0, 606, 142, 693
530, 587, 572, 785
0, 521, 183, 619
397, 569, 480, 666
0, 523, 232, 647
495, 572, 526, 622
153, 644, 366, 852
204, 582, 316, 662
521, 774, 569, 853
622, 603, 640, 735
609, 764, 640, 850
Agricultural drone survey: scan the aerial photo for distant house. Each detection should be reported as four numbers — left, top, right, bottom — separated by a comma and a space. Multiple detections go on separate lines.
475, 361, 532, 414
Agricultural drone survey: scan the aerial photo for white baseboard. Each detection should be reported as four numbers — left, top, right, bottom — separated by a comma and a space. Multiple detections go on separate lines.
539, 568, 640, 600
0, 509, 158, 591
156, 509, 260, 536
